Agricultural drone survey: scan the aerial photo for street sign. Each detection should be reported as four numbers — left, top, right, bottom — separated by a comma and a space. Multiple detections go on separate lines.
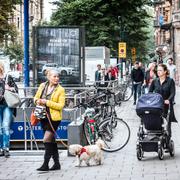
118, 42, 126, 58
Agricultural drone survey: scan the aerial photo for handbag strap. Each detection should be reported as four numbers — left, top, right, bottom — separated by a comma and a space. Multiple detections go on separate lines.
46, 111, 68, 148
5, 74, 9, 84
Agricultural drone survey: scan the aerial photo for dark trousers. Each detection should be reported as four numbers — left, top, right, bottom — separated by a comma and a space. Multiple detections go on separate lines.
163, 104, 172, 138
133, 83, 142, 103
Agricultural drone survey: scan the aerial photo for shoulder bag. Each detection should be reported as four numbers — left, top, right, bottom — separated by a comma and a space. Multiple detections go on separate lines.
4, 90, 21, 108
4, 75, 21, 108
30, 110, 39, 126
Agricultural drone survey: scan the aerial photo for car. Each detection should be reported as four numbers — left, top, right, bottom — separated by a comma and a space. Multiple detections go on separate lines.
42, 63, 74, 76
42, 63, 58, 75
58, 66, 74, 76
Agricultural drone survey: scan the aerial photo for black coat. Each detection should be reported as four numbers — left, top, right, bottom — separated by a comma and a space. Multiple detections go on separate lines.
149, 77, 177, 122
131, 68, 144, 83
99, 74, 110, 87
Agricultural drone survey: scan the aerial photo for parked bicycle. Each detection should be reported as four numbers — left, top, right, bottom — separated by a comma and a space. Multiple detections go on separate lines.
76, 90, 131, 152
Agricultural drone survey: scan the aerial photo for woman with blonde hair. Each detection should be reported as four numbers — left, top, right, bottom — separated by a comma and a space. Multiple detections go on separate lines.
34, 69, 65, 171
0, 63, 18, 157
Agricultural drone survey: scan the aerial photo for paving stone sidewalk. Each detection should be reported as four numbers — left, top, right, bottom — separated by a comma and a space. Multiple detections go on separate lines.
1, 88, 180, 180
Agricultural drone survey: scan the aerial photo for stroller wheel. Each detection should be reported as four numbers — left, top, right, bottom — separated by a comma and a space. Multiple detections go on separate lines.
158, 146, 164, 160
137, 146, 143, 160
169, 140, 175, 157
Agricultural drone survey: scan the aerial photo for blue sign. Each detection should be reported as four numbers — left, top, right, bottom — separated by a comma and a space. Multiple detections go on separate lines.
159, 14, 164, 26
11, 120, 71, 140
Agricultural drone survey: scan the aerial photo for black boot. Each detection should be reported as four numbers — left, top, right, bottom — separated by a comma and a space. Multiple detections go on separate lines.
37, 143, 53, 171
49, 143, 61, 170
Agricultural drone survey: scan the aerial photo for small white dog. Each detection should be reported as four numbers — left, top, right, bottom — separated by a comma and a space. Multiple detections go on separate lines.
68, 139, 105, 167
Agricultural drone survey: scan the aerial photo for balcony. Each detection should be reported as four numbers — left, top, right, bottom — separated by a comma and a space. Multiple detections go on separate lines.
172, 12, 180, 23
160, 22, 172, 30
154, 20, 160, 27
153, 0, 165, 5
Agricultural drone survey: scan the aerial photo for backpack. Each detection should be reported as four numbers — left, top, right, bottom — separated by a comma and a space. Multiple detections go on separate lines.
0, 79, 5, 102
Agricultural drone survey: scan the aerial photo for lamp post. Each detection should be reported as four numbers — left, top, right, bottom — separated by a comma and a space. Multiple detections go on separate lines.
24, 0, 29, 87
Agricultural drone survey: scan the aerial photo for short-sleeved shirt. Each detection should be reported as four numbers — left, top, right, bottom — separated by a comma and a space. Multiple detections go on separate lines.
167, 64, 176, 80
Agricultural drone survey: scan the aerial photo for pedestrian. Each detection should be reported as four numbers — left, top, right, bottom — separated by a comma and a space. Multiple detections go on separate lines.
34, 69, 65, 171
139, 62, 146, 94
144, 62, 157, 93
108, 65, 118, 81
131, 61, 144, 105
99, 66, 110, 88
153, 59, 158, 77
95, 64, 101, 85
149, 64, 177, 139
166, 58, 176, 81
0, 63, 18, 157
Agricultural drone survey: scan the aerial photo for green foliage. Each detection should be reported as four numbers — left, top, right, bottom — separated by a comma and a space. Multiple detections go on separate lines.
0, 0, 21, 43
4, 43, 23, 63
51, 0, 154, 60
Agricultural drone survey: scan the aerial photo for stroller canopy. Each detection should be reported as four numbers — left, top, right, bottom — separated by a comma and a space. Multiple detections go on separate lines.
136, 93, 164, 111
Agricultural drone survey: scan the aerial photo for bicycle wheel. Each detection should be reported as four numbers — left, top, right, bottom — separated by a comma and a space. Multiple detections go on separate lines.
83, 119, 99, 145
115, 91, 122, 105
122, 85, 133, 102
98, 117, 130, 152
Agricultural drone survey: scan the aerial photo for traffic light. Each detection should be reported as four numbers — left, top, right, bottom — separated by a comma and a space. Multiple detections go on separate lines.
131, 48, 136, 64
131, 48, 136, 55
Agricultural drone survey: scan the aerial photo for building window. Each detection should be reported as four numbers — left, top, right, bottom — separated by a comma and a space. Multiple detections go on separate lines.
163, 31, 166, 44
178, 0, 180, 9
17, 17, 20, 29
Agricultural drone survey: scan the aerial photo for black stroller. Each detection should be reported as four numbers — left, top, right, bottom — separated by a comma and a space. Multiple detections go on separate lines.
136, 93, 175, 160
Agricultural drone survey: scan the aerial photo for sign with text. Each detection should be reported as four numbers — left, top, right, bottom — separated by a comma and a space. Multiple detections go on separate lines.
33, 26, 85, 86
11, 120, 71, 140
118, 42, 126, 58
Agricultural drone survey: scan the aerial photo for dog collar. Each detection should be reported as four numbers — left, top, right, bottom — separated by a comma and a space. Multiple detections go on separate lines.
79, 147, 88, 157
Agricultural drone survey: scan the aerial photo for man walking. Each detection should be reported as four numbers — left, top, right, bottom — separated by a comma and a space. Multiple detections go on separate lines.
95, 64, 101, 86
166, 58, 176, 81
131, 61, 144, 105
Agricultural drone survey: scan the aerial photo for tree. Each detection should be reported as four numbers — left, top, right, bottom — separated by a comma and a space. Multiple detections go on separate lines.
0, 0, 23, 64
0, 0, 21, 44
4, 42, 23, 64
51, 0, 153, 60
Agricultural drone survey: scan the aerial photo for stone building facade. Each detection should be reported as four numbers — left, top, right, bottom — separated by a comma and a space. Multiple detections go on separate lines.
154, 0, 180, 84
9, 0, 43, 43
172, 0, 180, 84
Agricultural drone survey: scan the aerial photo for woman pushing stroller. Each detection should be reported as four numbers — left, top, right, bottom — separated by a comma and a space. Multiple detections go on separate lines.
149, 63, 177, 138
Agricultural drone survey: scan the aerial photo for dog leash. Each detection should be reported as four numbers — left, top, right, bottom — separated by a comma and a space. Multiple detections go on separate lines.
46, 111, 69, 148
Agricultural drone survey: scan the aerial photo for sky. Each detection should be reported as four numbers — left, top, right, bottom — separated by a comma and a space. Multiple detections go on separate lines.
43, 0, 57, 21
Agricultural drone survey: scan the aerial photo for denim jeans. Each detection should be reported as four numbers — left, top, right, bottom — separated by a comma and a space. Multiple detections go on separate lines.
0, 105, 13, 150
133, 83, 142, 103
